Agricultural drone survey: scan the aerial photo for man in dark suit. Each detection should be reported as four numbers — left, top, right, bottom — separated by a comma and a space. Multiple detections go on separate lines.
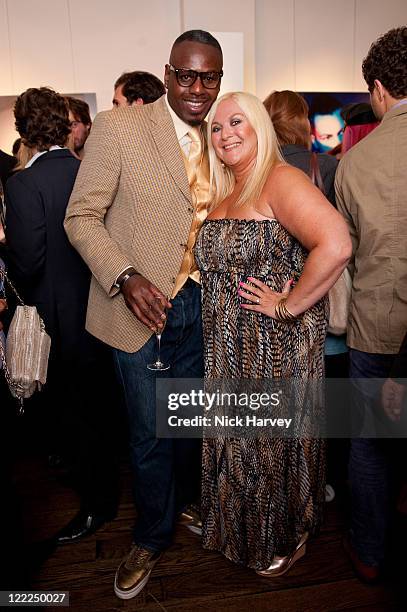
5, 87, 119, 544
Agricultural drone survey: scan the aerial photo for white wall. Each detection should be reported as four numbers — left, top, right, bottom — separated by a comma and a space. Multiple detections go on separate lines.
183, 0, 256, 93
0, 0, 406, 152
0, 0, 181, 109
256, 0, 407, 100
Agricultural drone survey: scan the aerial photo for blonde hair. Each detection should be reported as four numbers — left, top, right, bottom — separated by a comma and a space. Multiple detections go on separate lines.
263, 90, 311, 149
15, 141, 35, 170
206, 91, 284, 208
15, 133, 74, 170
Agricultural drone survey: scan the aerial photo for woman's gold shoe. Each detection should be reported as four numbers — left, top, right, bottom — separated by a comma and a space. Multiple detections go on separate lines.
256, 532, 308, 577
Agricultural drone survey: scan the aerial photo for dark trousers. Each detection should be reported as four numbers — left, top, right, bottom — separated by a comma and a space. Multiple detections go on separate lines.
113, 282, 204, 552
68, 335, 122, 514
26, 331, 121, 516
349, 348, 396, 566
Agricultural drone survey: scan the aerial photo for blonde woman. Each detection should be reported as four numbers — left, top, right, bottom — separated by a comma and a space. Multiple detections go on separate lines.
194, 92, 351, 575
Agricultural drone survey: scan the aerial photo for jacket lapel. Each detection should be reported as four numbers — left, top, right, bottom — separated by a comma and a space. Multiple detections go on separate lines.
149, 97, 192, 203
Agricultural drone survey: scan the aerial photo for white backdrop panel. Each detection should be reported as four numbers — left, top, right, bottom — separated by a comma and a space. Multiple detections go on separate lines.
7, 0, 75, 93
255, 0, 295, 101
69, 0, 180, 111
183, 0, 256, 93
294, 0, 355, 92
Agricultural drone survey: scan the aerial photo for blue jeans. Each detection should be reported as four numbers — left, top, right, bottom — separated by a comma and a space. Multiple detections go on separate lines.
349, 348, 395, 566
113, 282, 203, 552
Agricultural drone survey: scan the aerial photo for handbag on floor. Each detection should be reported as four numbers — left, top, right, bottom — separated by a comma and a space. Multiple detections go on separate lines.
0, 268, 51, 412
310, 153, 351, 335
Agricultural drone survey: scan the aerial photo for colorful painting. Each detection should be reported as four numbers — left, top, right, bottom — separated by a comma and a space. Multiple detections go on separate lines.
300, 92, 370, 153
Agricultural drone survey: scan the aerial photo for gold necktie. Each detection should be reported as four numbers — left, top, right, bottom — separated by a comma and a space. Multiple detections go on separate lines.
187, 127, 202, 166
172, 127, 211, 297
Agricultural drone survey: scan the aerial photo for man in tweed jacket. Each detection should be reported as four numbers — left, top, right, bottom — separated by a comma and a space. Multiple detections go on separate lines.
65, 30, 223, 599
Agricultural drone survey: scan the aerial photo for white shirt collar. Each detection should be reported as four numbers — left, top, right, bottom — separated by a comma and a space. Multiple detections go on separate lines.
25, 145, 67, 168
391, 98, 407, 111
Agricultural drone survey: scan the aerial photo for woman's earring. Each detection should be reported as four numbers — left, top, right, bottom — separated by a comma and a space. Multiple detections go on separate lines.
221, 161, 225, 170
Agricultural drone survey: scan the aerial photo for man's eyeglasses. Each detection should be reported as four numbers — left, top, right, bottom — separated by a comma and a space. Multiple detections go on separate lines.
168, 64, 223, 89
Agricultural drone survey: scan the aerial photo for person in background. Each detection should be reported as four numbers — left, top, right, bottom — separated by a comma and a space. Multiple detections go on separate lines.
341, 103, 379, 155
65, 96, 92, 159
335, 26, 407, 584
112, 71, 165, 107
264, 90, 338, 205
5, 87, 119, 545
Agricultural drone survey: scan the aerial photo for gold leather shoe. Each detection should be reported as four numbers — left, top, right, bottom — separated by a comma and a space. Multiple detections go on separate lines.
114, 544, 161, 600
256, 533, 308, 578
178, 504, 202, 536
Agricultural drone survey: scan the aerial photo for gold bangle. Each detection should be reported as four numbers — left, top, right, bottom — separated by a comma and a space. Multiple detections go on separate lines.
274, 298, 299, 322
283, 300, 297, 319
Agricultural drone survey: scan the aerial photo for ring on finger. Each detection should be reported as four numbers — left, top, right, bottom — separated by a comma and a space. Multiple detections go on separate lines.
256, 297, 261, 304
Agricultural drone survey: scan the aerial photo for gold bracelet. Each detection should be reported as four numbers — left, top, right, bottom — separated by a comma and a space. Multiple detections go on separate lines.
274, 298, 300, 322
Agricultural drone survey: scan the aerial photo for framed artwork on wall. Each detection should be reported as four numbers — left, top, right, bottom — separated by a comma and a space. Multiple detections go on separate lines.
300, 92, 371, 154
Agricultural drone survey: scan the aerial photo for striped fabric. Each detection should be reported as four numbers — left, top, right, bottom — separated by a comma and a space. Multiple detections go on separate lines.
195, 219, 327, 569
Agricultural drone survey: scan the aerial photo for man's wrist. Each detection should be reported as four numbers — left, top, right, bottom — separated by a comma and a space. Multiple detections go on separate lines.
115, 267, 139, 290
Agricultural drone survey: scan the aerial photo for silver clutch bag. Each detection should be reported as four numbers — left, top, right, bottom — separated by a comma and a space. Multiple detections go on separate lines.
0, 269, 51, 412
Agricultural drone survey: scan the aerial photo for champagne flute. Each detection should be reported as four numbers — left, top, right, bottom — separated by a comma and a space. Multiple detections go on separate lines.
147, 297, 170, 371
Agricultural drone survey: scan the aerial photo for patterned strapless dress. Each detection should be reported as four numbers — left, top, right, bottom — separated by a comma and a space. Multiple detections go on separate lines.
194, 218, 328, 570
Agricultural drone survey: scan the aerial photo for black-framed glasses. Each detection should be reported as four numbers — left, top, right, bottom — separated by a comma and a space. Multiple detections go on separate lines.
168, 64, 223, 89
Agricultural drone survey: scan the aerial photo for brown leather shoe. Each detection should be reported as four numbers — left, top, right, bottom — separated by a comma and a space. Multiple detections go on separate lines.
114, 544, 161, 599
178, 504, 202, 536
343, 535, 380, 584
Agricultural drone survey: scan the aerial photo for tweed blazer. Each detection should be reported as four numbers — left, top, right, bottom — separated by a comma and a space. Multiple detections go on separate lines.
65, 96, 196, 353
335, 103, 407, 354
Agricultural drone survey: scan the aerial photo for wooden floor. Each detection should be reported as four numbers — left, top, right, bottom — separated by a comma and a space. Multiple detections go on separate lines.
11, 454, 404, 612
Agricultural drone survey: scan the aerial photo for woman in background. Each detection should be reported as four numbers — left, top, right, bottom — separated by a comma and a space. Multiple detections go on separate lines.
264, 90, 338, 204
